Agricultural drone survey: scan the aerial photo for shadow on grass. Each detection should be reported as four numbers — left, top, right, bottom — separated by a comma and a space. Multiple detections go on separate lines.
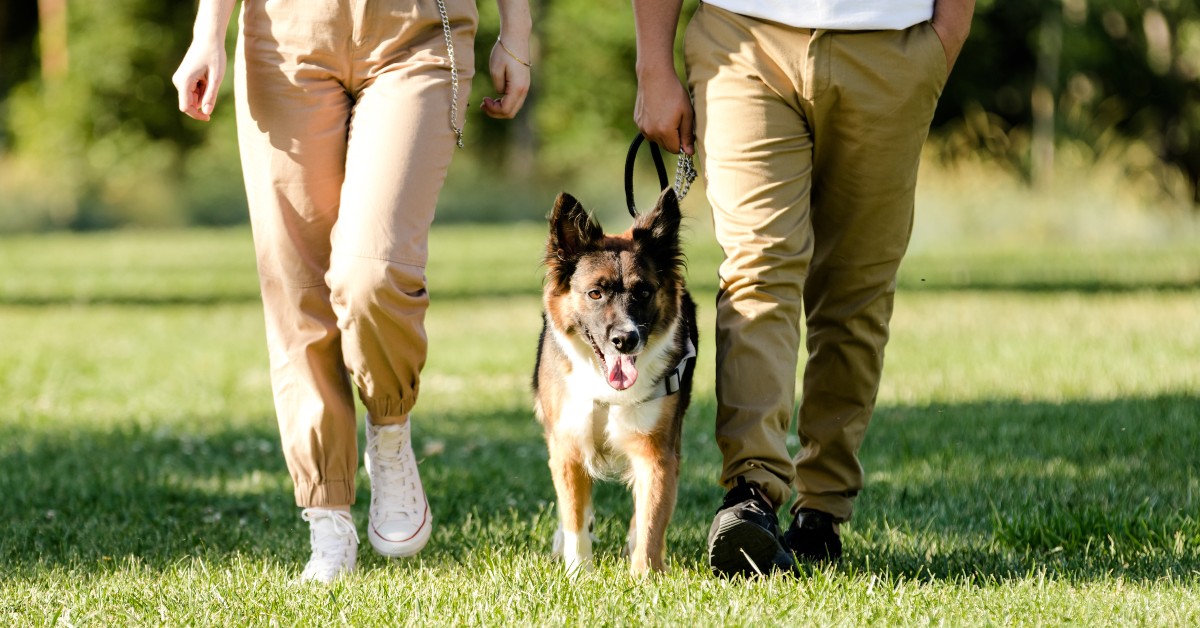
3, 394, 1198, 582
896, 279, 1200, 294
2, 275, 1198, 309
0, 294, 264, 307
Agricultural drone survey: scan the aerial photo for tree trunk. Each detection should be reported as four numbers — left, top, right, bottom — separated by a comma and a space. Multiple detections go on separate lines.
37, 0, 68, 82
1031, 5, 1061, 190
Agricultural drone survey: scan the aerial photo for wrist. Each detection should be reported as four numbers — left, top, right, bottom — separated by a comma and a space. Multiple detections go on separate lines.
497, 31, 531, 51
636, 57, 678, 82
498, 17, 532, 42
192, 25, 227, 46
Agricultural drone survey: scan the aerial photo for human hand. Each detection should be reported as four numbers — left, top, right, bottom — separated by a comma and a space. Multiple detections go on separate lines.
634, 67, 694, 155
481, 36, 531, 119
172, 39, 227, 121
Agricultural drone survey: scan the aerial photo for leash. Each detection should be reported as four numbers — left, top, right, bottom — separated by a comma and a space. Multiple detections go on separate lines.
435, 0, 463, 148
624, 133, 698, 217
620, 133, 700, 403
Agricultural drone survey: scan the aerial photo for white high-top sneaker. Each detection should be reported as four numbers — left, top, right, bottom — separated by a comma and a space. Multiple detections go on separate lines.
298, 508, 358, 583
365, 417, 432, 557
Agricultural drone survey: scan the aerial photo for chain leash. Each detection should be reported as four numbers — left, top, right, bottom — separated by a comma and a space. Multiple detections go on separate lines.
673, 152, 697, 201
435, 0, 463, 148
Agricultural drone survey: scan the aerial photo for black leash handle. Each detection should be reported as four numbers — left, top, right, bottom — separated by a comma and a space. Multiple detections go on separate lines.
624, 133, 669, 218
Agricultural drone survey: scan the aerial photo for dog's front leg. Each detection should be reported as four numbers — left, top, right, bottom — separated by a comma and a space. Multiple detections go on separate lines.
627, 433, 679, 575
548, 437, 594, 574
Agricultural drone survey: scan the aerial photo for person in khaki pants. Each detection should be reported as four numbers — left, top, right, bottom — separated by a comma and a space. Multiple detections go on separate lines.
633, 0, 974, 576
173, 0, 531, 583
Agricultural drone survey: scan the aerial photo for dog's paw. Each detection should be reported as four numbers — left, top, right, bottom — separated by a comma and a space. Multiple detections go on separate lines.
628, 557, 667, 577
551, 515, 598, 557
622, 521, 637, 558
551, 525, 564, 557
564, 554, 595, 577
554, 525, 596, 574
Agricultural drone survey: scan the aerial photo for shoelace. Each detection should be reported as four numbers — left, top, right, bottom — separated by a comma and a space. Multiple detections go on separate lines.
302, 508, 358, 560
370, 429, 425, 520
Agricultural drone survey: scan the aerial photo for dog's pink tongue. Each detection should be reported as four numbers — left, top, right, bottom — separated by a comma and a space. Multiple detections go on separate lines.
606, 354, 638, 390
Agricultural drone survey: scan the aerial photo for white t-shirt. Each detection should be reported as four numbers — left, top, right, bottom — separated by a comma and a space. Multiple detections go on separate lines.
703, 0, 934, 30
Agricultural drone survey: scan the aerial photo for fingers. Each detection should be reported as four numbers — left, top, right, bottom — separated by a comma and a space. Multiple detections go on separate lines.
634, 85, 695, 155
656, 130, 681, 155
171, 48, 225, 122
678, 106, 696, 156
481, 55, 531, 120
172, 69, 203, 120
179, 77, 210, 121
481, 85, 528, 119
173, 70, 191, 115
200, 68, 222, 117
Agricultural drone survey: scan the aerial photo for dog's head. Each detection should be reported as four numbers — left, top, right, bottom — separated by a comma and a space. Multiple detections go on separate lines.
543, 189, 686, 391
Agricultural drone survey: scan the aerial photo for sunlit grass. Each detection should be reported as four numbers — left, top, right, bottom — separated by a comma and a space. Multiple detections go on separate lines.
1, 225, 1198, 624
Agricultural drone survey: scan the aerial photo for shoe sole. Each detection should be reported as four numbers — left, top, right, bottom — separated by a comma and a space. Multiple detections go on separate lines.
708, 512, 796, 578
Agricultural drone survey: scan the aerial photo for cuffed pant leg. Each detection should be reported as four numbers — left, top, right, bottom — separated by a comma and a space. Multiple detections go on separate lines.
235, 0, 475, 505
235, 1, 359, 508
793, 23, 948, 521
327, 17, 475, 421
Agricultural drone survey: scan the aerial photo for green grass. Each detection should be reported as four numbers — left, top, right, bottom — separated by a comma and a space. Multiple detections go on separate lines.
1, 224, 1199, 625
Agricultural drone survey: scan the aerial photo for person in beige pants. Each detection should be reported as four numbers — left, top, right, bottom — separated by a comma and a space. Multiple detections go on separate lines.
633, 0, 974, 576
174, 0, 531, 583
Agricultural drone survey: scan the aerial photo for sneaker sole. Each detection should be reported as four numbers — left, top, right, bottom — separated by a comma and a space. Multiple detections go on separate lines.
708, 512, 796, 578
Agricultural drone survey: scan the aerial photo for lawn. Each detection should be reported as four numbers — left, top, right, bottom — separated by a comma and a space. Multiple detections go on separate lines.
1, 222, 1198, 625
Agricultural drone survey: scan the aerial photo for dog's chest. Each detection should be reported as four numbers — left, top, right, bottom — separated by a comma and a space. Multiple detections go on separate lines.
557, 395, 665, 470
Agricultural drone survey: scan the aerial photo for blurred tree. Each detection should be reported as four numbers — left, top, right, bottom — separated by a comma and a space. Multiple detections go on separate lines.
935, 0, 1200, 205
37, 0, 69, 82
1, 0, 218, 230
0, 3, 40, 99
2, 0, 1200, 232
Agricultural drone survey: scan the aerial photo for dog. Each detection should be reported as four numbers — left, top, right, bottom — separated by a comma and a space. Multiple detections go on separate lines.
533, 188, 698, 575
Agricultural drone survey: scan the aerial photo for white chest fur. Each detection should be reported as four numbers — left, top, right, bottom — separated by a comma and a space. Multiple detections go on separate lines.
549, 322, 679, 475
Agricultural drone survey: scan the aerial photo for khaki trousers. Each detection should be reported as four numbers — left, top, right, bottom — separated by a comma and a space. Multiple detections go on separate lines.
234, 0, 476, 507
685, 3, 947, 521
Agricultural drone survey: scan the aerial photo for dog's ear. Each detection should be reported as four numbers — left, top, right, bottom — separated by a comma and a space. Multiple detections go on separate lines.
634, 188, 686, 280
548, 192, 602, 260
638, 189, 686, 250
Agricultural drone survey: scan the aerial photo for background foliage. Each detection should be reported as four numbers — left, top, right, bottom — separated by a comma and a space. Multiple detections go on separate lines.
2, 0, 1200, 230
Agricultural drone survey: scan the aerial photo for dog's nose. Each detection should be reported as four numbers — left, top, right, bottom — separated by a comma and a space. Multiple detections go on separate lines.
610, 329, 640, 353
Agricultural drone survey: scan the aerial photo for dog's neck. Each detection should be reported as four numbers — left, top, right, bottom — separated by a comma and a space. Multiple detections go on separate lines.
635, 337, 696, 404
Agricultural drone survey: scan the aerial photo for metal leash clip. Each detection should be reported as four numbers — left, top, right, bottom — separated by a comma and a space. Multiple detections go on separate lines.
674, 152, 697, 201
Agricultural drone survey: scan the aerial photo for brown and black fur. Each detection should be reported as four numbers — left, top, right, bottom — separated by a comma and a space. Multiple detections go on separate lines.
533, 188, 697, 575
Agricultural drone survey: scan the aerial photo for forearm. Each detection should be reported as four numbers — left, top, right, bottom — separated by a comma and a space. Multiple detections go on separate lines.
933, 0, 975, 45
495, 0, 532, 42
191, 0, 238, 44
632, 0, 683, 80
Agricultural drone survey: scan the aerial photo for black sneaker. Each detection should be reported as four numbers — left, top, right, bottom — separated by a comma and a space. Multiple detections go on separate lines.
707, 477, 797, 577
783, 508, 843, 563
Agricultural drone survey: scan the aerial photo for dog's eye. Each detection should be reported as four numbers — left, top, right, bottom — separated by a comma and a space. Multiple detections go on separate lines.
586, 289, 603, 300
637, 288, 652, 300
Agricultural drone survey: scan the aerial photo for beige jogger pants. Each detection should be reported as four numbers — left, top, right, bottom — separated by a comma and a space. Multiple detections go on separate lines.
685, 4, 947, 521
234, 0, 476, 507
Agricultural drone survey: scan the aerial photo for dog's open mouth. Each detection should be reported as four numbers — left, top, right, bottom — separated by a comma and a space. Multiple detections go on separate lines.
586, 332, 639, 391
604, 352, 638, 390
